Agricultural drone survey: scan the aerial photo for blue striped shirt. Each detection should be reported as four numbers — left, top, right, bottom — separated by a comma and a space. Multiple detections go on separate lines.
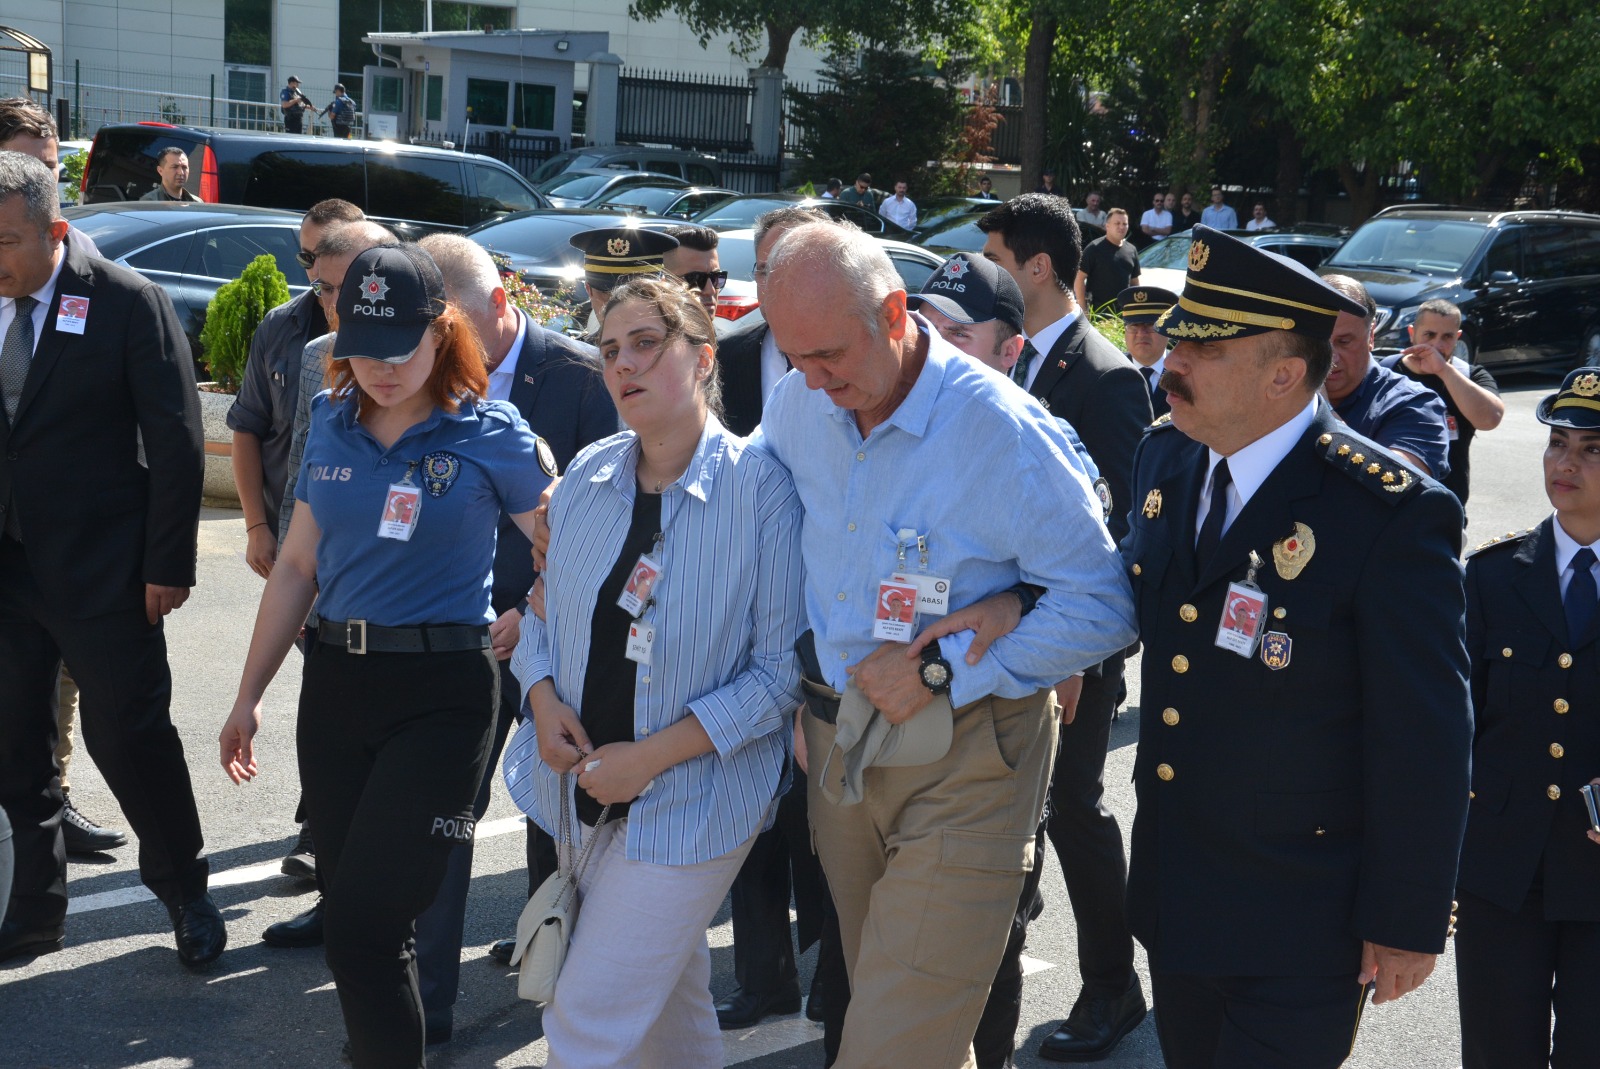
752, 321, 1137, 707
507, 416, 805, 866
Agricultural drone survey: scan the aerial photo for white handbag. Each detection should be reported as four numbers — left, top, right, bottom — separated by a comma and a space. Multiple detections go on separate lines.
509, 773, 610, 1004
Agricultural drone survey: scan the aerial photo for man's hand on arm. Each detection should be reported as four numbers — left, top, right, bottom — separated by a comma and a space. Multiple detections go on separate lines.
906, 588, 1025, 665
145, 584, 190, 624
1358, 941, 1437, 1004
849, 642, 936, 725
530, 478, 558, 571
489, 606, 521, 661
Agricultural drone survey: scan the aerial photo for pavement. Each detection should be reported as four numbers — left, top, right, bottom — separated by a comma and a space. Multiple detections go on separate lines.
0, 370, 1567, 1068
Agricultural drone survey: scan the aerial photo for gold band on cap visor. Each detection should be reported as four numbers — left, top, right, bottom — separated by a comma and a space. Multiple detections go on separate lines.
1552, 397, 1600, 414
1177, 295, 1296, 331
584, 260, 666, 275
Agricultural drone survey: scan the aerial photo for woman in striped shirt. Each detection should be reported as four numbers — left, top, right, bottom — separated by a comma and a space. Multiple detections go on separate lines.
506, 276, 805, 1067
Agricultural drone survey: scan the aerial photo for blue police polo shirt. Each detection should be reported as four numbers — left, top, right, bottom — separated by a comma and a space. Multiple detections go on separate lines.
1332, 360, 1451, 480
295, 393, 550, 626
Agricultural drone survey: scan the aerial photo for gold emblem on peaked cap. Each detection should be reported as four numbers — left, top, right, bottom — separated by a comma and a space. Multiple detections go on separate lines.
1143, 489, 1163, 519
606, 237, 632, 257
1573, 372, 1600, 397
1134, 290, 1148, 302
1273, 522, 1315, 580
1188, 241, 1211, 273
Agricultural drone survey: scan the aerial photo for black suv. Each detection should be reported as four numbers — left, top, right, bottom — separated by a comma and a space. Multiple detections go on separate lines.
1317, 205, 1600, 371
80, 123, 548, 239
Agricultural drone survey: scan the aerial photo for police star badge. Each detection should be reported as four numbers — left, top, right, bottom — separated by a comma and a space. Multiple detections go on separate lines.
359, 272, 390, 304
1187, 241, 1211, 273
1134, 290, 1148, 303
1273, 522, 1314, 580
1142, 489, 1162, 519
1260, 631, 1292, 670
421, 452, 461, 497
606, 237, 632, 257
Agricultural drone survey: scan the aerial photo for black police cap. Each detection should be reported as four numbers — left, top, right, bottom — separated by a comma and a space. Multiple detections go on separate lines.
570, 227, 679, 281
1538, 366, 1600, 430
908, 253, 1026, 335
1116, 285, 1180, 325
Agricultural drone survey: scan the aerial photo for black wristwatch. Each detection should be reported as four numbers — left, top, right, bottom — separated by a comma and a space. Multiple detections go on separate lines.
920, 641, 953, 696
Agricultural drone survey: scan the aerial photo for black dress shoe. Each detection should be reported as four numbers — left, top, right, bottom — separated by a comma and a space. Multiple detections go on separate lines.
262, 899, 324, 948
715, 980, 803, 1030
488, 936, 516, 966
1038, 979, 1148, 1062
168, 894, 227, 967
805, 974, 826, 1022
281, 823, 316, 882
0, 919, 65, 964
61, 795, 128, 855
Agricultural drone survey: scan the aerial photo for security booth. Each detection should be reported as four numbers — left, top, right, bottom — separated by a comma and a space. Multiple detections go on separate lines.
359, 28, 612, 148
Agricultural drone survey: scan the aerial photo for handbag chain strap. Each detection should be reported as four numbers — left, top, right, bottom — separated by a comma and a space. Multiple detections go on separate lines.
555, 771, 612, 911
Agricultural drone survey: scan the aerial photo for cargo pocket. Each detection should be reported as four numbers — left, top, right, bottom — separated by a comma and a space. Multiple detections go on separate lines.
908, 829, 1035, 981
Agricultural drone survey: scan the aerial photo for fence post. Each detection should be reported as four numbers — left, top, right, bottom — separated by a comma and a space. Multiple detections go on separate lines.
749, 66, 783, 162
585, 52, 623, 147
74, 60, 81, 138
209, 74, 215, 128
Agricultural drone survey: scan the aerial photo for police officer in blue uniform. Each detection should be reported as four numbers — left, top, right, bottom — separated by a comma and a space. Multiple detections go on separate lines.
1454, 367, 1600, 1069
1117, 285, 1177, 419
218, 244, 555, 1069
1123, 227, 1471, 1068
569, 226, 679, 337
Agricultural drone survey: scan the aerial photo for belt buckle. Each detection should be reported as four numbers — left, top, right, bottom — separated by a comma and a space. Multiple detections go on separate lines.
348, 619, 367, 655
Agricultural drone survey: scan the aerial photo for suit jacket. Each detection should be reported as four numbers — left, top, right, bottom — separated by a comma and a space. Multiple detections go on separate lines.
0, 238, 202, 618
491, 322, 617, 614
716, 310, 769, 438
1121, 407, 1471, 975
1457, 518, 1600, 921
1027, 316, 1151, 545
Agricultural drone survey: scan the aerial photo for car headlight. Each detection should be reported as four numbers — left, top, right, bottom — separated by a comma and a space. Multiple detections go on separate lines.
1382, 306, 1419, 339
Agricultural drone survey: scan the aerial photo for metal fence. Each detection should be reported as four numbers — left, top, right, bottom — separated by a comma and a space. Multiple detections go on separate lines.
716, 153, 783, 194
617, 68, 753, 153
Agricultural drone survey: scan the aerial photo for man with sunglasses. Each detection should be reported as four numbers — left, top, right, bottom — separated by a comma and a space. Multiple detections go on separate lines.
663, 224, 726, 318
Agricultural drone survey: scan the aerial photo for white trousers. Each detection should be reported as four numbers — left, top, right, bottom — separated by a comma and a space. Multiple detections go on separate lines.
542, 819, 757, 1069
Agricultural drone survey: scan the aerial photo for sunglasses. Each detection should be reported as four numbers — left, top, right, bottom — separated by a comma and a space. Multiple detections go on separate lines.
682, 270, 729, 292
296, 248, 317, 269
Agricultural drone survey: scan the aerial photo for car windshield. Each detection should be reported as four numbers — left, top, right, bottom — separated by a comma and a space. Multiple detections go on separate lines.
1322, 218, 1488, 274
537, 173, 612, 200
1138, 234, 1194, 270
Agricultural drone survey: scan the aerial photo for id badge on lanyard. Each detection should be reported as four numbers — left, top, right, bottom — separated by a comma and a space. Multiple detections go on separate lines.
877, 530, 953, 643
377, 461, 422, 541
1215, 550, 1268, 658
620, 520, 670, 665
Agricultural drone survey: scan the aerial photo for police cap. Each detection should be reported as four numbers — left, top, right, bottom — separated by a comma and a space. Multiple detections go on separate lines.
570, 226, 678, 289
1538, 366, 1600, 430
331, 243, 447, 364
1117, 285, 1180, 325
908, 253, 1026, 335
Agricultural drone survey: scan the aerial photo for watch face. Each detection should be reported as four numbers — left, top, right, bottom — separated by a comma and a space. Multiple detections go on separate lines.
923, 661, 950, 689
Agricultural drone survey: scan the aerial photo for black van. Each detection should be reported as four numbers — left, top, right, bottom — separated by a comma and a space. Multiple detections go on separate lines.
81, 123, 550, 238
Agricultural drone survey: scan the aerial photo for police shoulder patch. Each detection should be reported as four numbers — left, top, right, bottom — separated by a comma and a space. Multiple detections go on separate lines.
1093, 476, 1113, 520
1317, 430, 1421, 504
536, 436, 558, 478
1467, 527, 1537, 559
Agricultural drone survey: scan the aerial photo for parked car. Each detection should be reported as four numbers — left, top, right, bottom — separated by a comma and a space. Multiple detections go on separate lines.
1318, 206, 1600, 370
908, 196, 1002, 242
1138, 226, 1348, 299
918, 214, 1105, 257
465, 208, 670, 297
692, 194, 914, 239
80, 123, 549, 239
590, 184, 737, 220
63, 202, 307, 368
711, 227, 946, 322
535, 168, 688, 209
527, 144, 723, 186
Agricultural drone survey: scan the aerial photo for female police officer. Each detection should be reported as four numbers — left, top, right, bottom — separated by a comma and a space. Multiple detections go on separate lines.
504, 276, 804, 1067
1455, 366, 1600, 1068
219, 243, 553, 1068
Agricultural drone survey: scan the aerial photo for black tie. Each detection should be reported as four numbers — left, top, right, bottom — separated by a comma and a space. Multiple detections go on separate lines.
1195, 459, 1232, 566
1013, 340, 1039, 387
1141, 366, 1157, 394
1567, 547, 1597, 643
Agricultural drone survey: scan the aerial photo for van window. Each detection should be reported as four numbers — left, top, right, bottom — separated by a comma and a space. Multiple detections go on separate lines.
244, 150, 366, 211
686, 163, 718, 186
84, 128, 202, 202
472, 163, 541, 223
190, 225, 301, 282
368, 155, 466, 228
1524, 226, 1578, 280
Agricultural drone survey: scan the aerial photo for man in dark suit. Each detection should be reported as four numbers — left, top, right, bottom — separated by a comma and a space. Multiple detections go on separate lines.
416, 233, 617, 1043
1123, 226, 1470, 1067
977, 193, 1151, 1064
1119, 284, 1178, 420
0, 152, 221, 967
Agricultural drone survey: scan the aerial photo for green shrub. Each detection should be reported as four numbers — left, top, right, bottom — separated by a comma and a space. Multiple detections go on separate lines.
200, 254, 289, 392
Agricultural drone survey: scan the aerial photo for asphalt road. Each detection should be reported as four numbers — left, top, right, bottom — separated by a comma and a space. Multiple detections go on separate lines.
0, 369, 1569, 1069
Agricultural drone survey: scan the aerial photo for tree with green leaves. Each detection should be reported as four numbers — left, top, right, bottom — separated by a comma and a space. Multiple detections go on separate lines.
200, 255, 290, 393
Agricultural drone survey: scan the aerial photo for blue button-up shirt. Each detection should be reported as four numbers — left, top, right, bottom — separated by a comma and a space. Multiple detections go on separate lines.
753, 322, 1137, 708
1201, 204, 1239, 229
1333, 360, 1451, 480
296, 393, 549, 625
507, 416, 805, 865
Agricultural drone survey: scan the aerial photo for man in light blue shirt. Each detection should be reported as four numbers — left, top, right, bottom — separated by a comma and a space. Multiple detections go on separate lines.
1201, 185, 1239, 229
753, 222, 1136, 1068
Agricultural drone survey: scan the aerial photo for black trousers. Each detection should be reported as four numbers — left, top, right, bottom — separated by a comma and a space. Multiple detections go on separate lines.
1456, 886, 1600, 1069
298, 641, 497, 1069
0, 535, 208, 927
1151, 968, 1367, 1069
726, 760, 828, 995
973, 655, 1134, 1069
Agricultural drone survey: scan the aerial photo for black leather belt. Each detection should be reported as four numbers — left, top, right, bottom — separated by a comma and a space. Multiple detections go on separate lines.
313, 618, 491, 655
800, 677, 841, 724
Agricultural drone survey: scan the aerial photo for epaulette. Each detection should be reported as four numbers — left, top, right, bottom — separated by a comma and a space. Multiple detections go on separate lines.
1466, 528, 1537, 559
1316, 429, 1423, 504
1147, 412, 1175, 432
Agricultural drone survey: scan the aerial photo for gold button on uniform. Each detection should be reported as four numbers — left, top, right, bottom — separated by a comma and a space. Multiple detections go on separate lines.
1502, 648, 1514, 658
1172, 655, 1189, 674
1314, 826, 1326, 837
1555, 699, 1570, 714
1132, 564, 1142, 576
1179, 604, 1198, 623
1548, 784, 1562, 800
1273, 607, 1287, 619
1559, 653, 1573, 668
1156, 763, 1174, 781
1319, 434, 1333, 445
1551, 743, 1565, 758
1162, 708, 1180, 726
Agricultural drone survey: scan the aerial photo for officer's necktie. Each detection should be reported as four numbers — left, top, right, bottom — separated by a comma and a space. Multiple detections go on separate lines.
1141, 365, 1157, 395
1195, 458, 1232, 567
1, 295, 37, 423
1013, 340, 1039, 387
1566, 547, 1597, 643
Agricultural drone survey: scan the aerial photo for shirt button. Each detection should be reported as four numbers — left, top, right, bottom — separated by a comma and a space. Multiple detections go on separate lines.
381, 458, 388, 465
1550, 742, 1565, 758
1171, 655, 1189, 674
837, 592, 846, 601
839, 651, 848, 660
1555, 698, 1570, 714
856, 452, 866, 462
1548, 784, 1562, 800
1559, 653, 1573, 668
847, 523, 857, 532
1162, 708, 1179, 726
1156, 763, 1174, 781
640, 677, 650, 685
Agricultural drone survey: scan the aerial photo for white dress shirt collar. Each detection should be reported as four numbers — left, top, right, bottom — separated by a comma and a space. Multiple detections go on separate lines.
484, 308, 527, 403
1551, 516, 1600, 594
1199, 397, 1319, 533
1021, 309, 1080, 391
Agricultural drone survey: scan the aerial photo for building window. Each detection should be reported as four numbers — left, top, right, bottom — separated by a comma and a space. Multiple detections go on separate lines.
514, 83, 556, 130
425, 75, 444, 122
371, 74, 405, 114
466, 78, 509, 126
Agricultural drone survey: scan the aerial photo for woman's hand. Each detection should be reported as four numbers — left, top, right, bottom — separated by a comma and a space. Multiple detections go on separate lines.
533, 694, 591, 774
219, 702, 262, 785
577, 742, 656, 805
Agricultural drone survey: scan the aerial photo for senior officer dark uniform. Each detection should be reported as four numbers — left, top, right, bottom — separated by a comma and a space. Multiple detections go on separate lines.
1454, 368, 1600, 1069
1118, 285, 1177, 420
1123, 227, 1471, 1068
569, 226, 678, 337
